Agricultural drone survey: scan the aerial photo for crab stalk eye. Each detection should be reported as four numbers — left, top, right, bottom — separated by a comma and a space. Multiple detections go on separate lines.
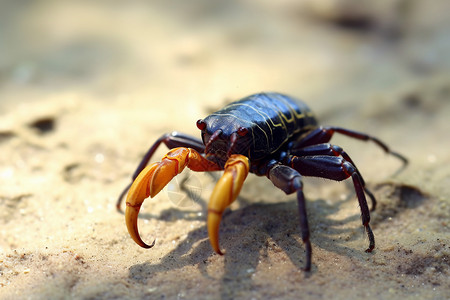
196, 119, 206, 130
237, 127, 248, 136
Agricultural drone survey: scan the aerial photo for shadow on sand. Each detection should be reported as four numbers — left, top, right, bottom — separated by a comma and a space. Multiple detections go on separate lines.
123, 183, 422, 299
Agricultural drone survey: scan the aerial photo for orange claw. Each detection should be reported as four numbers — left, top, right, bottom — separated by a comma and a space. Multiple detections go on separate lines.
125, 147, 220, 248
207, 154, 249, 255
125, 163, 158, 248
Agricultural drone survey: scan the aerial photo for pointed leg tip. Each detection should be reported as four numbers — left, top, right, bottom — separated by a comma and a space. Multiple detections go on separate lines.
390, 151, 408, 167
131, 235, 155, 249
142, 239, 156, 249
365, 246, 375, 253
211, 243, 224, 256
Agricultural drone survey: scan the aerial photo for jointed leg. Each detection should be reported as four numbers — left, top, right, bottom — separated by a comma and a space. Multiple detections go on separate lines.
290, 143, 377, 210
117, 132, 205, 210
288, 155, 375, 253
292, 126, 408, 165
289, 125, 408, 211
267, 164, 311, 271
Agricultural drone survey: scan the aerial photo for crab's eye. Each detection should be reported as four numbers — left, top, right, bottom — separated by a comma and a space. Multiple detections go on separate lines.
196, 119, 206, 130
237, 127, 248, 136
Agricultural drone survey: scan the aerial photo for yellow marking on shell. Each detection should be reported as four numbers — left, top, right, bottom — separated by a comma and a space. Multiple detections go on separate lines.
272, 93, 316, 121
220, 101, 297, 149
211, 97, 317, 155
222, 103, 280, 146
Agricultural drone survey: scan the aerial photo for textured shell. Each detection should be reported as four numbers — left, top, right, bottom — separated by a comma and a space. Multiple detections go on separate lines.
202, 92, 318, 160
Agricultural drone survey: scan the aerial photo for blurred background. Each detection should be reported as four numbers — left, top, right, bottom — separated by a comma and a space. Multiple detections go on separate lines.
2, 0, 449, 112
1, 1, 449, 299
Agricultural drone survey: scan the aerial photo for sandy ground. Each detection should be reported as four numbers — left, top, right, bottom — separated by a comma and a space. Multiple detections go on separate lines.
1, 1, 449, 299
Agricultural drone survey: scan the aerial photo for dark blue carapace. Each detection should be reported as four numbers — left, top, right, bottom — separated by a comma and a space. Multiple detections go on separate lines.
198, 93, 318, 166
